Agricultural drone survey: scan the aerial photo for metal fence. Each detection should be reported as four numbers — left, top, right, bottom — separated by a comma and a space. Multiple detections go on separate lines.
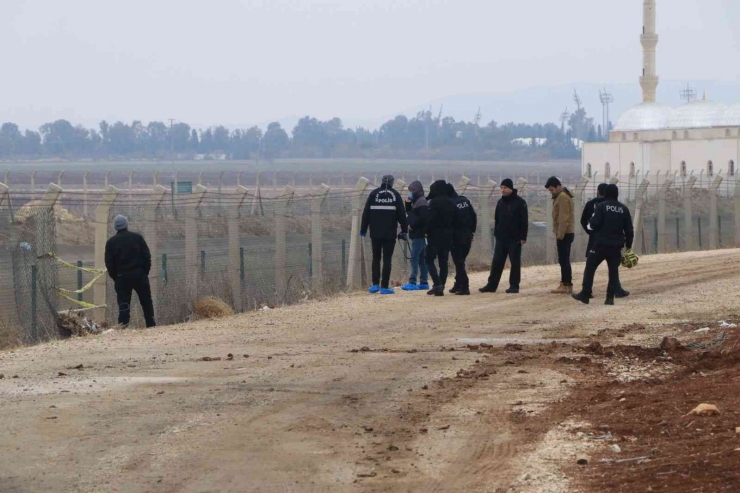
1, 173, 739, 346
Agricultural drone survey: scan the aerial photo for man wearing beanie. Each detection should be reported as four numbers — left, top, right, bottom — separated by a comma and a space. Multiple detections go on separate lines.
545, 176, 575, 294
360, 174, 408, 294
573, 184, 634, 305
104, 215, 156, 327
480, 178, 528, 294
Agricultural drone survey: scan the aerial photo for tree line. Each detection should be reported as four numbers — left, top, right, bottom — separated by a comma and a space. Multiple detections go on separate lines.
0, 107, 607, 161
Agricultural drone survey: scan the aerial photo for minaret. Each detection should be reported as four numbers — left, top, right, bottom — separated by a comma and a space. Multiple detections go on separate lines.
640, 0, 659, 103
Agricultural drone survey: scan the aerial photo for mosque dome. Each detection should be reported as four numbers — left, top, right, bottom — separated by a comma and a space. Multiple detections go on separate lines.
666, 99, 726, 129
717, 103, 740, 127
613, 102, 674, 131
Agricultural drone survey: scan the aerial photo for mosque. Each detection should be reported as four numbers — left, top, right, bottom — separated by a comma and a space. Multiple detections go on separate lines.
582, 0, 739, 198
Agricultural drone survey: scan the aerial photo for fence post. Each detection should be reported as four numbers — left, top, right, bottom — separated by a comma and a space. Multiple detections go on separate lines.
145, 185, 167, 312
128, 170, 135, 205
308, 243, 313, 279
186, 185, 207, 302
478, 179, 497, 258
200, 250, 206, 275
709, 175, 724, 249
573, 177, 590, 259
683, 175, 697, 250
457, 175, 471, 196
250, 172, 263, 216
229, 186, 249, 312
83, 171, 90, 218
153, 170, 160, 187
30, 170, 37, 200
162, 253, 168, 283
676, 217, 680, 250
657, 175, 673, 253
311, 184, 331, 285
104, 170, 111, 189
94, 185, 118, 321
734, 176, 740, 247
341, 239, 347, 287
0, 181, 16, 248
31, 265, 37, 342
57, 171, 65, 189
77, 260, 83, 302
274, 185, 295, 302
347, 177, 371, 290
632, 177, 650, 255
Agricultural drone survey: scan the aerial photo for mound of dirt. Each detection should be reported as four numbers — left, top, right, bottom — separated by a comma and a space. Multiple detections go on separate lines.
193, 298, 234, 319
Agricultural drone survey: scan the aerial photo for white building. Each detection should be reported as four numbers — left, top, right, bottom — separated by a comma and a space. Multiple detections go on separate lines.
582, 0, 739, 199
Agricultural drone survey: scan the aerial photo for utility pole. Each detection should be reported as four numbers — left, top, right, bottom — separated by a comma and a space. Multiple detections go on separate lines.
679, 83, 697, 104
599, 87, 614, 141
560, 107, 570, 134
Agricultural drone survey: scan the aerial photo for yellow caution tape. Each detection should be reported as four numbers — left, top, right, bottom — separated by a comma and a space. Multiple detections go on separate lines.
58, 291, 106, 310
38, 252, 107, 275
57, 271, 107, 295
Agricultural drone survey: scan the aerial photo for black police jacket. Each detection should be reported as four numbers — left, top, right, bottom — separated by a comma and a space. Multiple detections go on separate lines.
589, 199, 634, 250
581, 196, 605, 235
361, 185, 408, 240
453, 195, 477, 242
494, 190, 528, 242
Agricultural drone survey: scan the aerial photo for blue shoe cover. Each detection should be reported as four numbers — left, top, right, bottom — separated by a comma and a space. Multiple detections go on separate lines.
368, 285, 380, 294
401, 283, 418, 291
418, 283, 430, 290
379, 288, 396, 295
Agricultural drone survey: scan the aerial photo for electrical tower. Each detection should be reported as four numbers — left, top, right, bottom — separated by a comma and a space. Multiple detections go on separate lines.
599, 87, 614, 139
679, 83, 697, 104
474, 107, 482, 126
573, 90, 582, 111
560, 107, 570, 134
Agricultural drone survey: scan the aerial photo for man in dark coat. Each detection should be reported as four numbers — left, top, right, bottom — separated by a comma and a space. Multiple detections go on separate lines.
105, 215, 156, 328
402, 181, 430, 291
479, 178, 528, 294
447, 183, 477, 296
573, 184, 634, 305
425, 180, 456, 296
581, 183, 629, 298
360, 174, 408, 294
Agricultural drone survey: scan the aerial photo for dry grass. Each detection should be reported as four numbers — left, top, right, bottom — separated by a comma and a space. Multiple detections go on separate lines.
193, 297, 235, 319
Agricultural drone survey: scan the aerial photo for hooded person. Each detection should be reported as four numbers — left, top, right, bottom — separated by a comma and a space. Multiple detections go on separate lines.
446, 183, 477, 295
545, 176, 576, 294
573, 184, 634, 306
581, 183, 629, 299
424, 180, 456, 296
402, 181, 430, 291
360, 174, 408, 294
104, 215, 156, 328
479, 178, 528, 294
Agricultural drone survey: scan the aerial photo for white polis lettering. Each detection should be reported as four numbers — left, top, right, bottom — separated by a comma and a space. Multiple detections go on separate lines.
606, 205, 624, 213
375, 190, 396, 204
457, 202, 469, 209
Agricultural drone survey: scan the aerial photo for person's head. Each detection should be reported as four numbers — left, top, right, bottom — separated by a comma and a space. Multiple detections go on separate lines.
113, 215, 129, 232
545, 176, 562, 195
597, 183, 608, 198
408, 180, 424, 200
445, 183, 458, 198
500, 178, 514, 197
381, 174, 395, 189
605, 184, 619, 200
429, 180, 448, 199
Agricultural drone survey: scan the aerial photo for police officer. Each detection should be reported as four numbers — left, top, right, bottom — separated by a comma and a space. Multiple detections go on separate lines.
572, 184, 634, 305
581, 183, 630, 299
360, 174, 408, 295
425, 180, 456, 296
446, 183, 477, 296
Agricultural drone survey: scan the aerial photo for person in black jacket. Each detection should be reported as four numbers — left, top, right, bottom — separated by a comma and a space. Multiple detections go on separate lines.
573, 184, 634, 305
480, 178, 528, 294
105, 215, 156, 328
360, 175, 408, 294
581, 183, 629, 299
402, 180, 430, 291
425, 180, 456, 296
447, 183, 477, 296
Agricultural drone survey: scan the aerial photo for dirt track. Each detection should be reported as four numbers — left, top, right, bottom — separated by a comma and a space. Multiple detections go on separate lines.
1, 249, 739, 493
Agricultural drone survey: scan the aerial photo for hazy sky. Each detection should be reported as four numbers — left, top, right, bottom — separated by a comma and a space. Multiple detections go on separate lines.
2, 0, 739, 130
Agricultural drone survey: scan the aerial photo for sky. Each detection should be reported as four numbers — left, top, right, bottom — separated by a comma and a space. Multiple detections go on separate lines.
2, 0, 739, 131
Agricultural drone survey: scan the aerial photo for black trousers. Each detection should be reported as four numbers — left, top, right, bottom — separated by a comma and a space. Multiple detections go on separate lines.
452, 236, 473, 289
487, 238, 522, 290
557, 233, 575, 285
115, 273, 156, 328
371, 238, 396, 288
426, 244, 450, 288
581, 246, 622, 297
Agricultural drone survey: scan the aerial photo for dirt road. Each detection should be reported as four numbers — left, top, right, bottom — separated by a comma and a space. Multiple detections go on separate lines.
1, 249, 739, 493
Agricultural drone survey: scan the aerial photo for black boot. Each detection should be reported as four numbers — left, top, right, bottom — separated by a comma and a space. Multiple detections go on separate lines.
605, 294, 615, 305
449, 285, 459, 294
572, 291, 590, 304
479, 285, 497, 293
615, 289, 630, 298
505, 288, 519, 294
455, 287, 471, 296
428, 285, 444, 296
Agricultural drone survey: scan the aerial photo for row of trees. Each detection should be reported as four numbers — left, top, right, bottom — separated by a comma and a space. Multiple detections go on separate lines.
0, 108, 604, 161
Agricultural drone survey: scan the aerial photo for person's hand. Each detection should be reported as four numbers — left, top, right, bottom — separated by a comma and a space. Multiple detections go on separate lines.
520, 240, 527, 245
398, 232, 408, 241
360, 232, 366, 238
